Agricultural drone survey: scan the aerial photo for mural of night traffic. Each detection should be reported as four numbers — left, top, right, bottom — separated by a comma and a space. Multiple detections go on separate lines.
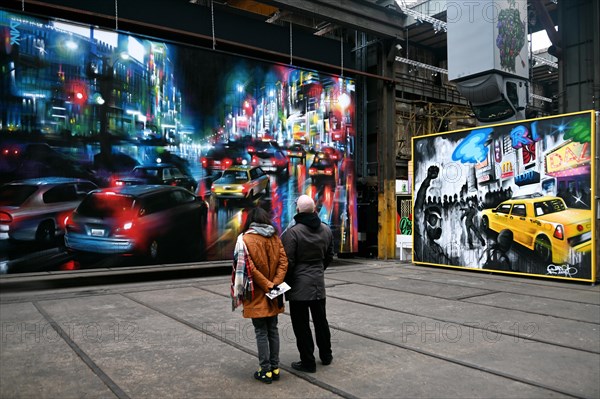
0, 10, 358, 273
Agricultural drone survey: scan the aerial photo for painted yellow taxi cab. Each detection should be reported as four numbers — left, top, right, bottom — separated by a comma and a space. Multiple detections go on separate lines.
210, 165, 269, 202
480, 195, 592, 264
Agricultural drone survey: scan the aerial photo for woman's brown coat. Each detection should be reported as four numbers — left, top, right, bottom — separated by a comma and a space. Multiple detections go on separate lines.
242, 232, 288, 318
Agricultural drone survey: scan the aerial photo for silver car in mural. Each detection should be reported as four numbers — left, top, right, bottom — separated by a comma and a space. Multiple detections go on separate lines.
0, 177, 98, 242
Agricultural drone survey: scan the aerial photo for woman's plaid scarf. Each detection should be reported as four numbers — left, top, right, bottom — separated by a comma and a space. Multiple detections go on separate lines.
231, 230, 255, 311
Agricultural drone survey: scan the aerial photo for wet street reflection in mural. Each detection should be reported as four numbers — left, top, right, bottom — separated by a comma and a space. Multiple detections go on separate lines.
0, 10, 358, 273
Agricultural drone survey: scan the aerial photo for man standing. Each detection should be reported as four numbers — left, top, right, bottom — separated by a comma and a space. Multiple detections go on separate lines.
281, 194, 334, 373
461, 199, 486, 249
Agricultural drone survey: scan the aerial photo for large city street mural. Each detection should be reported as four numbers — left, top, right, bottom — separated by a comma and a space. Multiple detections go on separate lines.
0, 10, 358, 274
412, 111, 596, 282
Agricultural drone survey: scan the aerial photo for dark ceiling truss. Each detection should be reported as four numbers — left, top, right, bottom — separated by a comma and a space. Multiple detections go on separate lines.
2, 0, 559, 89
257, 0, 406, 40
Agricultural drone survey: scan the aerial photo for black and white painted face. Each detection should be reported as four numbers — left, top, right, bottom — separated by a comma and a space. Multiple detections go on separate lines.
425, 206, 442, 240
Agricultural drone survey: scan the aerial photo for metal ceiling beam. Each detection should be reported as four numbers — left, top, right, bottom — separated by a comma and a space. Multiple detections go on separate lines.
256, 0, 405, 39
531, 0, 562, 58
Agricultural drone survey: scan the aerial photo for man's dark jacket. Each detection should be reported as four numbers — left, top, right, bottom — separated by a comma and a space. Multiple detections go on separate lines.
281, 212, 334, 301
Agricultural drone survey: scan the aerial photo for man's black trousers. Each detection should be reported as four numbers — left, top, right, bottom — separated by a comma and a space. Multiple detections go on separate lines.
289, 299, 332, 367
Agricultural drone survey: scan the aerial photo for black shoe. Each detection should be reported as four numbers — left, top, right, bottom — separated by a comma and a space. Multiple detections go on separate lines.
254, 368, 272, 384
321, 357, 333, 366
291, 361, 316, 373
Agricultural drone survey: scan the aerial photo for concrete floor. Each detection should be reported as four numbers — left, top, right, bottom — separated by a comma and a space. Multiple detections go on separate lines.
1, 260, 598, 398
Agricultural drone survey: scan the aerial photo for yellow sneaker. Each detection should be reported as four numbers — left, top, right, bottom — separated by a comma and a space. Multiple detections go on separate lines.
254, 368, 272, 384
271, 368, 280, 381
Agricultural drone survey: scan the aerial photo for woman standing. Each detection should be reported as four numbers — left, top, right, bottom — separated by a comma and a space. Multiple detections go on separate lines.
231, 207, 288, 384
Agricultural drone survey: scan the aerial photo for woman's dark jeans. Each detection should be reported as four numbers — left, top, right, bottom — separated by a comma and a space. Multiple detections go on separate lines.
252, 316, 280, 371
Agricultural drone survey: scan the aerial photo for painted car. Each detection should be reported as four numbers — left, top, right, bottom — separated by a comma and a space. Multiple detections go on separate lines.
250, 148, 289, 174
1, 143, 97, 186
114, 163, 197, 193
247, 140, 281, 155
0, 177, 98, 242
64, 185, 207, 261
201, 142, 251, 173
480, 195, 592, 264
285, 144, 307, 161
308, 156, 337, 183
211, 165, 269, 201
321, 146, 343, 162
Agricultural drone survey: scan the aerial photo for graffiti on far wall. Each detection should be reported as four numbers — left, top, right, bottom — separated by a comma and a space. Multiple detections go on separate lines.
412, 111, 596, 281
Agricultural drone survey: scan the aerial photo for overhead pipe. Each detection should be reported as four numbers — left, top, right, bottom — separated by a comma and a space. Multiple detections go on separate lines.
531, 0, 562, 58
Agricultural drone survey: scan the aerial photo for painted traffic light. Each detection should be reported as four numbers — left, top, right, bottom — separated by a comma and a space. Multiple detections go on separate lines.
67, 80, 88, 105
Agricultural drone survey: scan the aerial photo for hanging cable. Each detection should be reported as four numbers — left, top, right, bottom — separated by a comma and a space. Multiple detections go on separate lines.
211, 0, 216, 50
405, 27, 409, 60
22, 0, 25, 11
289, 22, 293, 65
340, 33, 344, 77
114, 0, 118, 30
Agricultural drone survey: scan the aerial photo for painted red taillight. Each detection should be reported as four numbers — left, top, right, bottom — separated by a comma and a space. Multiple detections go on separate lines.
223, 158, 232, 168
247, 146, 255, 153
65, 213, 82, 233
0, 212, 13, 223
115, 220, 135, 236
325, 168, 333, 175
553, 225, 564, 240
61, 260, 79, 271
577, 224, 584, 232
201, 157, 208, 168
309, 168, 317, 175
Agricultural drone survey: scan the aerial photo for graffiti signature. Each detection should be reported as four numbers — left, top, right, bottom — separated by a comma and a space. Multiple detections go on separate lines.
399, 216, 412, 235
546, 264, 578, 278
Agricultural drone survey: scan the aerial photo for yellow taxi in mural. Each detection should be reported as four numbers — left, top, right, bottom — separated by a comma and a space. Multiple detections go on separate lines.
210, 165, 270, 202
480, 194, 592, 264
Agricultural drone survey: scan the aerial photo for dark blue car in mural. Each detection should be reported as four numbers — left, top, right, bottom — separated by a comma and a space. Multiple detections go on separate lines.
64, 185, 208, 261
